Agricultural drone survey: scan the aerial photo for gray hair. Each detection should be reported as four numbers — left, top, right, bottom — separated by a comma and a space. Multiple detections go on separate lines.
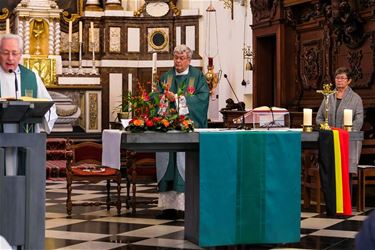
174, 44, 192, 59
0, 34, 24, 52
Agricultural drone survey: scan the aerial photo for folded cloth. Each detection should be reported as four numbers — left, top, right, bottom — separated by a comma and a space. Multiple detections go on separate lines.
102, 129, 122, 170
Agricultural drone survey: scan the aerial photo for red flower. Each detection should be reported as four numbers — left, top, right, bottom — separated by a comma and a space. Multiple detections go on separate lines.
187, 85, 195, 95
153, 117, 162, 122
145, 119, 154, 127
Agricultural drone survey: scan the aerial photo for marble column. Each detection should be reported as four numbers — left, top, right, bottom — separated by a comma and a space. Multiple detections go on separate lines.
85, 0, 103, 11
105, 0, 123, 10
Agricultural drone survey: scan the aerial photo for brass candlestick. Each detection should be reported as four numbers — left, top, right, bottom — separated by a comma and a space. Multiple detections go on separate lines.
316, 83, 336, 130
302, 125, 313, 132
344, 125, 352, 132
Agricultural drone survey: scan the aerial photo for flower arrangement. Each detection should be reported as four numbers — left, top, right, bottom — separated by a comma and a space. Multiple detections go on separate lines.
124, 80, 195, 133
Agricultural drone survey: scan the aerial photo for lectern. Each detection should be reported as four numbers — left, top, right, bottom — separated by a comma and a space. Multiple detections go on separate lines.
0, 100, 53, 249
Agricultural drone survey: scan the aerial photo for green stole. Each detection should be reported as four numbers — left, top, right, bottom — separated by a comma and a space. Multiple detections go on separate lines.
19, 65, 38, 97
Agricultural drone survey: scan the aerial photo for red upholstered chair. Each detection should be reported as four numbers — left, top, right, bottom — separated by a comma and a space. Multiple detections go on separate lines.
66, 142, 122, 215
125, 152, 157, 214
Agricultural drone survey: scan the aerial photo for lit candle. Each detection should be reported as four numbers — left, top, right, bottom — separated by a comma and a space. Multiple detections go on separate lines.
303, 108, 312, 126
152, 52, 157, 72
68, 21, 72, 42
344, 109, 353, 126
5, 18, 10, 34
79, 21, 82, 43
90, 22, 94, 43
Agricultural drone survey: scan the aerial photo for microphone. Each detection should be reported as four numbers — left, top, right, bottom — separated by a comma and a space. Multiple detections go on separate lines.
8, 69, 18, 100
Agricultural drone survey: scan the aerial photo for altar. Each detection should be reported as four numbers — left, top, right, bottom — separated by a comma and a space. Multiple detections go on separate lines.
121, 130, 302, 247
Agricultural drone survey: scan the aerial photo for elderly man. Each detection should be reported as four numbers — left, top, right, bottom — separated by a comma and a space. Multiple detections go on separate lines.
156, 44, 210, 219
0, 33, 57, 176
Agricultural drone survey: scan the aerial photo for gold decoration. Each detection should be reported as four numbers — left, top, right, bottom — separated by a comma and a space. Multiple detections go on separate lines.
148, 29, 168, 51
134, 3, 146, 17
23, 57, 57, 87
62, 0, 84, 22
30, 18, 48, 55
169, 1, 181, 16
88, 93, 98, 130
0, 8, 10, 20
316, 83, 337, 130
205, 66, 219, 94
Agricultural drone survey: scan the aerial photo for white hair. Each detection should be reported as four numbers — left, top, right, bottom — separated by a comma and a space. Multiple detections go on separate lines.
0, 34, 24, 52
174, 44, 192, 59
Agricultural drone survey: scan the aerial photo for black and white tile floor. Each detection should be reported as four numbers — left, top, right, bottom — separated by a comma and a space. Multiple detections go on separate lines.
45, 180, 372, 250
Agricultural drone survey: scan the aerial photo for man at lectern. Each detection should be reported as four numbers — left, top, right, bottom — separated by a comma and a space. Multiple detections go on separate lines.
0, 34, 57, 176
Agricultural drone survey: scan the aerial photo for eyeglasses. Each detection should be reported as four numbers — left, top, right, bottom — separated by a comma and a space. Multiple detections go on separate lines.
0, 50, 22, 57
335, 76, 348, 80
173, 55, 189, 61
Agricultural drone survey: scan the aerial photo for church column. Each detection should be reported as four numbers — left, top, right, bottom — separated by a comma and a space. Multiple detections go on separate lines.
24, 19, 30, 54
54, 20, 60, 55
49, 19, 55, 55
85, 0, 103, 11
105, 0, 123, 10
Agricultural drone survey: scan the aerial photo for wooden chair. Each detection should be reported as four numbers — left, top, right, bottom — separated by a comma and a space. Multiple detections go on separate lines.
125, 152, 157, 214
302, 149, 322, 213
66, 142, 122, 215
357, 146, 375, 211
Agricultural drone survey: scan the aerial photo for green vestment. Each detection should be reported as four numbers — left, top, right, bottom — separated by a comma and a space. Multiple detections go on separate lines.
157, 65, 210, 192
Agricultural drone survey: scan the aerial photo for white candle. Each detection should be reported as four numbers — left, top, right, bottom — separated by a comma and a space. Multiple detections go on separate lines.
79, 21, 82, 43
303, 108, 312, 126
90, 22, 94, 43
68, 21, 72, 42
128, 73, 132, 93
5, 18, 10, 34
344, 109, 353, 126
152, 52, 157, 72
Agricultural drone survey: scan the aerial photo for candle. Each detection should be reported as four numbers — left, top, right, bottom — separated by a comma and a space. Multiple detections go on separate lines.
79, 21, 82, 43
5, 18, 10, 34
128, 73, 132, 93
90, 22, 94, 43
152, 52, 157, 72
68, 21, 72, 42
344, 109, 353, 126
303, 108, 312, 126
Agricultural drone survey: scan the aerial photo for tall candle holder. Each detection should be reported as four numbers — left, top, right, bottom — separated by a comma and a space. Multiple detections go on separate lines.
90, 42, 98, 75
77, 41, 84, 75
316, 83, 336, 130
67, 41, 74, 74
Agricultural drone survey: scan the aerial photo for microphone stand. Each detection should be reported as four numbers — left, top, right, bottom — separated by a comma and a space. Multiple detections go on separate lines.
223, 74, 247, 129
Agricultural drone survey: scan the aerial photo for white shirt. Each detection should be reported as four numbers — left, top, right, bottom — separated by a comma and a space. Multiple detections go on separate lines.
0, 66, 57, 133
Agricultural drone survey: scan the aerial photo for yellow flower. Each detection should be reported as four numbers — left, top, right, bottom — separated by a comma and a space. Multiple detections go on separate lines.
161, 119, 170, 127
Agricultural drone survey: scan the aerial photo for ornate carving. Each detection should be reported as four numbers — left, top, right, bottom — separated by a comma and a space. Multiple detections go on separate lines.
332, 0, 367, 49
300, 41, 322, 90
285, 7, 296, 27
347, 50, 364, 87
250, 0, 278, 23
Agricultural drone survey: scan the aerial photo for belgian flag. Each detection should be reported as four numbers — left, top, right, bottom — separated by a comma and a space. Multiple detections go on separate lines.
318, 128, 351, 216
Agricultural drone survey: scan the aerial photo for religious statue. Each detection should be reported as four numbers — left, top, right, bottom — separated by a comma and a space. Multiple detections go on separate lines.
32, 18, 44, 55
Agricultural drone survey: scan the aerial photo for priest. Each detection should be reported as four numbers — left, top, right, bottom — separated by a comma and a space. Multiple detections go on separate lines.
0, 33, 57, 176
156, 44, 210, 219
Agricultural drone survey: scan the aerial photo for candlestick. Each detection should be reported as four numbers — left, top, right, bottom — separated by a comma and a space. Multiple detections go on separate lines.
343, 109, 353, 126
79, 21, 82, 43
90, 41, 98, 75
90, 22, 94, 43
68, 21, 72, 43
77, 41, 84, 75
5, 18, 10, 34
316, 83, 337, 130
67, 41, 73, 74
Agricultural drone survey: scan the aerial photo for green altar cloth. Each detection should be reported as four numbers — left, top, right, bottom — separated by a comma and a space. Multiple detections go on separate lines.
199, 131, 301, 247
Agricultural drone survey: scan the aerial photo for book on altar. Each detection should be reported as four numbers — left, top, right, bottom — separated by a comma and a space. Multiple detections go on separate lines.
233, 106, 290, 130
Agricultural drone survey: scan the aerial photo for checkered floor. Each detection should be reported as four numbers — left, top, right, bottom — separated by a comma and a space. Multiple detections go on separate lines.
45, 180, 372, 250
